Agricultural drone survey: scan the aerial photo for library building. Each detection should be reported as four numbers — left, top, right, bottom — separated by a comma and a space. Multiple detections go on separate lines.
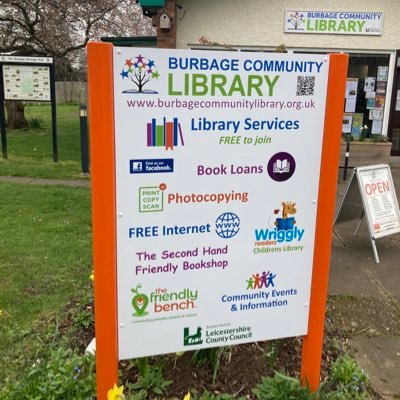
135, 0, 400, 157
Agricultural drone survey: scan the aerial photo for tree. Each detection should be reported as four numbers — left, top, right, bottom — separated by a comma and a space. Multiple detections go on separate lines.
0, 0, 154, 128
121, 55, 159, 94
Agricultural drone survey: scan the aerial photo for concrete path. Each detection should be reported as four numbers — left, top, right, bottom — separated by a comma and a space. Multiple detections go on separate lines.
0, 175, 90, 188
1, 163, 400, 398
331, 165, 400, 399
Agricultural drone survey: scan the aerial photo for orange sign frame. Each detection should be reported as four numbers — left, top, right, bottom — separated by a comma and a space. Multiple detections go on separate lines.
87, 42, 348, 399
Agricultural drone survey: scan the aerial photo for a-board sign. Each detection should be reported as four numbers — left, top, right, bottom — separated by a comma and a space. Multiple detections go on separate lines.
334, 164, 400, 263
335, 164, 400, 239
3, 65, 51, 101
87, 43, 348, 397
358, 165, 400, 238
112, 48, 331, 360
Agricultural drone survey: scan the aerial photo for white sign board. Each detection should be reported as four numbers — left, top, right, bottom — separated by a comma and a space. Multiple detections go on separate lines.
285, 10, 383, 35
3, 65, 51, 101
0, 55, 53, 64
357, 165, 400, 239
113, 48, 330, 360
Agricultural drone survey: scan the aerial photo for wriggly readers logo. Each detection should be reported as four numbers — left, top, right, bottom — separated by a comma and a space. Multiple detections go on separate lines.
254, 201, 305, 254
120, 55, 159, 94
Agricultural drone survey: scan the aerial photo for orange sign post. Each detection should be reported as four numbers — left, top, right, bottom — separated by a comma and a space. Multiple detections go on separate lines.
300, 53, 348, 390
87, 42, 348, 399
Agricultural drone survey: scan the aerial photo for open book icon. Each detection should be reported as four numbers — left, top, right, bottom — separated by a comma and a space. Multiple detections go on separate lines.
273, 159, 290, 173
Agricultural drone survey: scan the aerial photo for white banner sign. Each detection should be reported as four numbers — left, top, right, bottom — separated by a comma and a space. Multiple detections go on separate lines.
113, 48, 330, 359
3, 65, 50, 101
285, 10, 383, 35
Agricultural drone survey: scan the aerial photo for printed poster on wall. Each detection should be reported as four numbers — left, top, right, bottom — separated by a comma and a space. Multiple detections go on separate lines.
342, 113, 353, 133
364, 77, 376, 92
113, 48, 330, 360
345, 78, 358, 98
377, 66, 388, 82
351, 113, 364, 139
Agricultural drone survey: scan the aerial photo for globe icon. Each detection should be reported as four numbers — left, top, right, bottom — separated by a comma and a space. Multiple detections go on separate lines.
215, 212, 240, 239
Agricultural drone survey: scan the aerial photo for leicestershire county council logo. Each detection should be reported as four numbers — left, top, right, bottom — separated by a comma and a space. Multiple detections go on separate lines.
120, 55, 159, 94
183, 327, 203, 346
147, 117, 184, 150
131, 284, 149, 317
215, 212, 240, 239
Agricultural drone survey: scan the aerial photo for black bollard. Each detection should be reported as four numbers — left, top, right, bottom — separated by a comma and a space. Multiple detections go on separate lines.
342, 133, 351, 181
80, 105, 89, 175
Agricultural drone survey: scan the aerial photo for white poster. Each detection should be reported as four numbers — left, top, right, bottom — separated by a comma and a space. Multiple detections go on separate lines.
364, 77, 376, 92
357, 166, 400, 238
3, 65, 50, 101
371, 119, 383, 134
345, 78, 358, 98
342, 113, 353, 133
345, 98, 356, 113
113, 48, 330, 360
369, 108, 384, 120
377, 66, 388, 82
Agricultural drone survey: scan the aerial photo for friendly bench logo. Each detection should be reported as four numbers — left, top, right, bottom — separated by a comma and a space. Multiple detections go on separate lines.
120, 54, 159, 94
254, 201, 305, 254
131, 284, 198, 317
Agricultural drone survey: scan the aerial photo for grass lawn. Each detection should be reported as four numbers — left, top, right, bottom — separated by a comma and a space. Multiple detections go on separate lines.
0, 182, 92, 383
0, 104, 86, 179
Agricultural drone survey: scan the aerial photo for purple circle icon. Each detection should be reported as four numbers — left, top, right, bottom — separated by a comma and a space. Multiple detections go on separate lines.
267, 152, 296, 182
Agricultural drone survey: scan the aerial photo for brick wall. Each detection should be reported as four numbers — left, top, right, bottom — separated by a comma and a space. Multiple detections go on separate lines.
152, 0, 177, 49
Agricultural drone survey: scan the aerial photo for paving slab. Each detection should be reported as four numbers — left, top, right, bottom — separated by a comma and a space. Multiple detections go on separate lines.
350, 336, 400, 399
328, 262, 383, 297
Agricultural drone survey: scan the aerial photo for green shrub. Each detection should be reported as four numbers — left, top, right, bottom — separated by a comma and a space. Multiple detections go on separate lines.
0, 347, 96, 400
327, 355, 369, 399
252, 372, 321, 400
27, 116, 44, 129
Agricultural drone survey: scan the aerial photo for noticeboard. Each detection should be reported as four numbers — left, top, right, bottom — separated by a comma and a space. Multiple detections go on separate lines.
3, 65, 51, 101
112, 48, 331, 360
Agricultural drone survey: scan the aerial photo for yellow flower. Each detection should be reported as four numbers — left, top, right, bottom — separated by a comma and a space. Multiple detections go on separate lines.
107, 383, 125, 400
183, 393, 191, 400
89, 271, 94, 282
0, 310, 3, 316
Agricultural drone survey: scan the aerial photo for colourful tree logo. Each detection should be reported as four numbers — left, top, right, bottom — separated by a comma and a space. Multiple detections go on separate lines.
120, 55, 159, 94
287, 12, 305, 30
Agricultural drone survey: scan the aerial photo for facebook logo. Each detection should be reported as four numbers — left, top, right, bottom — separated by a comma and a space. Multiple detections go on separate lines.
131, 162, 143, 172
129, 159, 174, 174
